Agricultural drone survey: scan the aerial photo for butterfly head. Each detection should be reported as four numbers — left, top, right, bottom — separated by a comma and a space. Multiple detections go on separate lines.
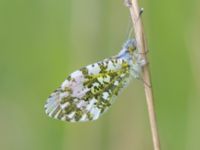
123, 39, 137, 53
117, 39, 137, 59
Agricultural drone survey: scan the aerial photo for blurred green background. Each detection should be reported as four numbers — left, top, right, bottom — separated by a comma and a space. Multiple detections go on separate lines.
0, 0, 199, 150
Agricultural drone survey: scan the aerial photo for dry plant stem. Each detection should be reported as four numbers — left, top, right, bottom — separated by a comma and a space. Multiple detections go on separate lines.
125, 0, 161, 150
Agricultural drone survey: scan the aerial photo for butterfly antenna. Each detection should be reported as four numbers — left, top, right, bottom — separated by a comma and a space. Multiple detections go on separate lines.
124, 17, 134, 40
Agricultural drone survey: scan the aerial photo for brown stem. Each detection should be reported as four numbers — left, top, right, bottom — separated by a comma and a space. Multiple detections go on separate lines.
125, 0, 161, 150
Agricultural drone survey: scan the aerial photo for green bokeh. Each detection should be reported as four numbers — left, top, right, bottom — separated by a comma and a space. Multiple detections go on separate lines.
0, 0, 199, 150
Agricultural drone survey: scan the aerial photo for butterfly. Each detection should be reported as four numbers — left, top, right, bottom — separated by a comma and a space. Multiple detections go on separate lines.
44, 39, 146, 122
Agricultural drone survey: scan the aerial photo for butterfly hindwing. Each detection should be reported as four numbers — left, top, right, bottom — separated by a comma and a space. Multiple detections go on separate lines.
45, 57, 132, 122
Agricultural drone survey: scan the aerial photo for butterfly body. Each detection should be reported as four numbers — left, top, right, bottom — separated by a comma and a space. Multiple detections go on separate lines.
45, 39, 145, 122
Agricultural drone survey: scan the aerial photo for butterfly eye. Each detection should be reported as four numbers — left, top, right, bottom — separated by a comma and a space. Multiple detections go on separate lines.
128, 46, 135, 52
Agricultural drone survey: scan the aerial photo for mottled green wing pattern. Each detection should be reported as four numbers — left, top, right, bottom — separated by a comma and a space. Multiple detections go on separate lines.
44, 39, 145, 122
45, 57, 132, 122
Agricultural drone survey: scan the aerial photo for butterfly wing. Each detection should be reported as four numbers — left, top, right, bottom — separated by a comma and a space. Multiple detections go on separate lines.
45, 57, 132, 122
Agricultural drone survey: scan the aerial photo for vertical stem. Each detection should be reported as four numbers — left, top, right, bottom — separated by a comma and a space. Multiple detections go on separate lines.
125, 0, 161, 150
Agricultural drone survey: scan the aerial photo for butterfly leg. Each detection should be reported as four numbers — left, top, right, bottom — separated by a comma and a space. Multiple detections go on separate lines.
136, 58, 151, 88
136, 48, 149, 55
138, 76, 152, 88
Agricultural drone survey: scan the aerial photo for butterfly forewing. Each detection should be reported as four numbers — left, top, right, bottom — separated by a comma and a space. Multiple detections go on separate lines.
45, 57, 132, 122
